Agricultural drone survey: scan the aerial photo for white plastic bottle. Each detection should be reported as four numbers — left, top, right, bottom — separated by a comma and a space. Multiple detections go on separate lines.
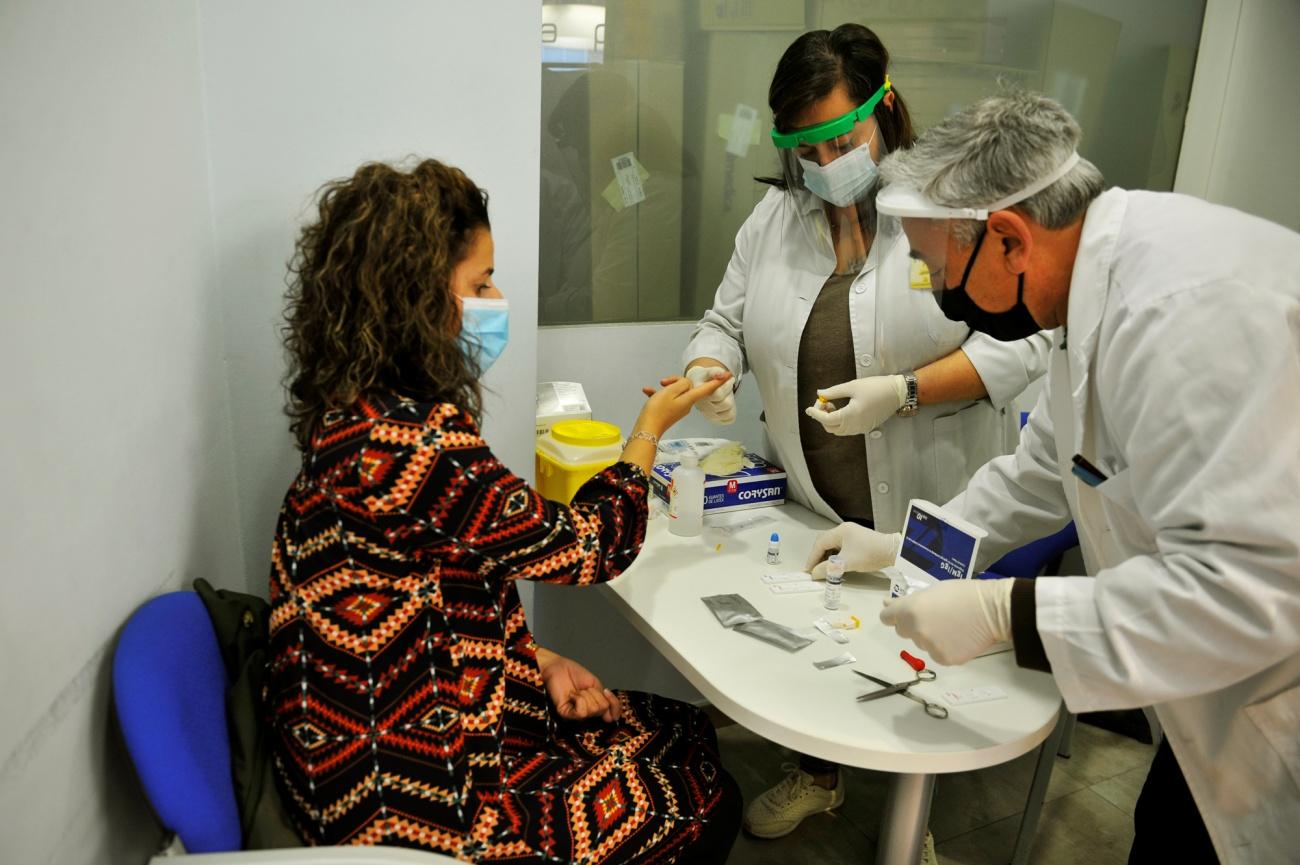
823, 554, 845, 610
668, 452, 704, 537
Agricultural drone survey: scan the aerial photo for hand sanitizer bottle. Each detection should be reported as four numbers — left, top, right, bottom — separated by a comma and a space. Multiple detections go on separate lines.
668, 453, 704, 537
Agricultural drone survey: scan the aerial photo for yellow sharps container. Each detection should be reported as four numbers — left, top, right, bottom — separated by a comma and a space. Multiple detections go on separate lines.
535, 419, 624, 503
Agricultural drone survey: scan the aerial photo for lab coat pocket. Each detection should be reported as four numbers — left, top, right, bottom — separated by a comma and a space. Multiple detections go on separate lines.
931, 402, 998, 505
1244, 687, 1300, 792
1093, 469, 1155, 554
1094, 466, 1134, 507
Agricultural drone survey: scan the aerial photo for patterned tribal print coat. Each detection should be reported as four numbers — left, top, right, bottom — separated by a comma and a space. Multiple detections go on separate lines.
267, 396, 727, 863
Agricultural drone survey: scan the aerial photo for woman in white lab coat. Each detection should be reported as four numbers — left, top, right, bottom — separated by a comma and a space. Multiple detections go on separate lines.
681, 25, 1051, 843
685, 29, 1048, 534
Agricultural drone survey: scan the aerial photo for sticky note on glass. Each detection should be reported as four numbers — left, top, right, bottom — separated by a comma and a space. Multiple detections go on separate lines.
723, 103, 760, 157
608, 152, 646, 209
909, 259, 933, 290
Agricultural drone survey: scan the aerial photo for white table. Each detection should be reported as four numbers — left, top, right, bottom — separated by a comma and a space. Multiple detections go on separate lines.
602, 503, 1061, 865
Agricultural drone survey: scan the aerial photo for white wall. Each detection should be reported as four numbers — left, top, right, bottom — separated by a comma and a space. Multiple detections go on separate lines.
199, 0, 543, 593
0, 1, 243, 862
2, 2, 542, 861
1176, 0, 1300, 232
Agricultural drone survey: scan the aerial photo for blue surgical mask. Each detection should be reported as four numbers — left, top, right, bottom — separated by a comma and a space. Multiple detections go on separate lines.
459, 297, 509, 373
797, 134, 879, 207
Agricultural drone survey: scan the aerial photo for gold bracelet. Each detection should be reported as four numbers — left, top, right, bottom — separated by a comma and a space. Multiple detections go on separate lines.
629, 430, 659, 448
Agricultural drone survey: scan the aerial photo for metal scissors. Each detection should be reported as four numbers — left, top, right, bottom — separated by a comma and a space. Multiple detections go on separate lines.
854, 669, 949, 719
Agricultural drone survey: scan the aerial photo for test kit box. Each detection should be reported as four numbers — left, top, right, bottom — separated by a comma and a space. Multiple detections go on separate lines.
651, 454, 787, 514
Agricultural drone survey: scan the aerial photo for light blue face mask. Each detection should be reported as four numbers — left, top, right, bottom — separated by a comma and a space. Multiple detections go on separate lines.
459, 297, 509, 373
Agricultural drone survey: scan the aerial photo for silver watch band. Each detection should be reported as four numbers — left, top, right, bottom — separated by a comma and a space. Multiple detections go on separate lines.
897, 372, 919, 417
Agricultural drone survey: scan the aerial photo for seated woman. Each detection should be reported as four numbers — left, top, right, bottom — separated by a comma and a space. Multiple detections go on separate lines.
267, 158, 741, 863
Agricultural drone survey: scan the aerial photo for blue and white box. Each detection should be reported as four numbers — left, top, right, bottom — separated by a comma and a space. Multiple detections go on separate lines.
651, 453, 787, 514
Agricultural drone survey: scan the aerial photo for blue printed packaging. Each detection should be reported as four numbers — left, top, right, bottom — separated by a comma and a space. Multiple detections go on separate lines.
650, 453, 787, 514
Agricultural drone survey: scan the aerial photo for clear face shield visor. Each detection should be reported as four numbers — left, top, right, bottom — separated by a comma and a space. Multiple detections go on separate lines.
772, 78, 894, 273
876, 151, 1082, 298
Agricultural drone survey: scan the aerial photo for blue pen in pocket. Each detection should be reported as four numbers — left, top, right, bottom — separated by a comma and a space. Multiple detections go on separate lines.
1071, 453, 1109, 488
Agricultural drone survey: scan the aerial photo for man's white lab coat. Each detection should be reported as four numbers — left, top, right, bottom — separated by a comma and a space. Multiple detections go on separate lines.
951, 188, 1300, 863
685, 187, 1051, 531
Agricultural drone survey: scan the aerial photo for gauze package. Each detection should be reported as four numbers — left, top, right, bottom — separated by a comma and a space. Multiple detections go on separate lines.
702, 594, 763, 628
734, 619, 813, 652
699, 441, 747, 476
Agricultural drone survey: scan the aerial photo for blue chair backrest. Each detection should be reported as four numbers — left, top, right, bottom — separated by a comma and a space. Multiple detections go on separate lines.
985, 522, 1079, 578
976, 409, 1080, 579
113, 591, 242, 853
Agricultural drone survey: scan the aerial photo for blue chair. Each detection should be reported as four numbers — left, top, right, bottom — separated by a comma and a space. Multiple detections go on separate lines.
113, 591, 459, 864
114, 592, 242, 853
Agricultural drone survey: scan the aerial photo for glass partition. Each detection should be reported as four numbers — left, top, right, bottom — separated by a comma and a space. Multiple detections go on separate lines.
539, 0, 1205, 325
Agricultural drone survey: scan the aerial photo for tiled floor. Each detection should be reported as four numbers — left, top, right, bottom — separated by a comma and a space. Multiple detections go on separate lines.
716, 718, 1155, 864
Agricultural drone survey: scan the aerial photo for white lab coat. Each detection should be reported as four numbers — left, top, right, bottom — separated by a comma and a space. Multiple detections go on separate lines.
685, 186, 1051, 532
950, 188, 1300, 863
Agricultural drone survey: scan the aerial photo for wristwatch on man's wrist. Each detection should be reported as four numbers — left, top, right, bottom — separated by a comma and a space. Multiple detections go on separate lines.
896, 372, 920, 417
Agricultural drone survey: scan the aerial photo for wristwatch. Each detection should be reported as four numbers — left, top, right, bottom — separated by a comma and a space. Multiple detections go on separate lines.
896, 372, 920, 417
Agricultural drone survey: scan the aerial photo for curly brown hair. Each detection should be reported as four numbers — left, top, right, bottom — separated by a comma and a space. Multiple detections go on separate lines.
282, 158, 490, 450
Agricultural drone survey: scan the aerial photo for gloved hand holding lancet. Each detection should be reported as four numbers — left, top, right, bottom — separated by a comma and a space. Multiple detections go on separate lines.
804, 375, 906, 436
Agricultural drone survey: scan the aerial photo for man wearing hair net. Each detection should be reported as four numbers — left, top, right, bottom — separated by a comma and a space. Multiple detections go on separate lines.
806, 91, 1300, 863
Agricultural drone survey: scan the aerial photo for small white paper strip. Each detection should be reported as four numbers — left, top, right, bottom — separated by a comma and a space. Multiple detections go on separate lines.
941, 686, 1008, 706
611, 152, 646, 207
814, 617, 850, 644
711, 513, 775, 536
813, 651, 856, 670
769, 582, 824, 595
762, 571, 812, 585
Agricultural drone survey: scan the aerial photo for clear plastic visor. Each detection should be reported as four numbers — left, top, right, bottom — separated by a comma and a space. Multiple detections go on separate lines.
877, 151, 1082, 289
897, 217, 971, 294
776, 114, 891, 275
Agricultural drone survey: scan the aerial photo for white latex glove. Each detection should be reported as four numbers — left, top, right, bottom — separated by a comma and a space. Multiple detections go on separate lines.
879, 579, 1014, 666
804, 375, 907, 436
805, 522, 902, 580
684, 364, 737, 425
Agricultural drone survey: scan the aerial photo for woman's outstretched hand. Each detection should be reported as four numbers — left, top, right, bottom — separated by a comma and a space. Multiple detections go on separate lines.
638, 372, 733, 438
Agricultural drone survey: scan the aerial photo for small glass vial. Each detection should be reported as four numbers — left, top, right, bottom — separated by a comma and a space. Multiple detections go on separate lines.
766, 532, 781, 564
823, 554, 845, 611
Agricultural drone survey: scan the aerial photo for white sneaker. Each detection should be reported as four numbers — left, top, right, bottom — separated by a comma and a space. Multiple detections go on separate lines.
742, 763, 845, 839
921, 829, 938, 864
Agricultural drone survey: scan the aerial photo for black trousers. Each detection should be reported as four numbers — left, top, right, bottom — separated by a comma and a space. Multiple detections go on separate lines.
1128, 739, 1218, 864
799, 753, 840, 776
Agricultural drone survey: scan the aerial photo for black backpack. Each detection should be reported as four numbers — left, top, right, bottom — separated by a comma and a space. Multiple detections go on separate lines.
193, 578, 300, 849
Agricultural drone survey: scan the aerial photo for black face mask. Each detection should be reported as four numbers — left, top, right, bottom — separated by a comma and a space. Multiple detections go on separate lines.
935, 229, 1041, 342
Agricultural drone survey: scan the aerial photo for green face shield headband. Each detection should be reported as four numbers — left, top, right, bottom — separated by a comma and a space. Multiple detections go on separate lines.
770, 75, 892, 149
